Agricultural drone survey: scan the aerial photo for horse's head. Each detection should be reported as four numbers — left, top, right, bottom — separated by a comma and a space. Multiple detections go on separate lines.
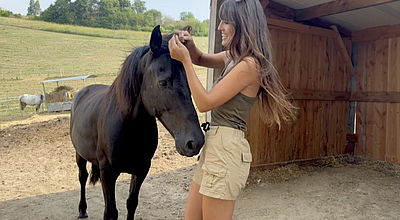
139, 26, 204, 157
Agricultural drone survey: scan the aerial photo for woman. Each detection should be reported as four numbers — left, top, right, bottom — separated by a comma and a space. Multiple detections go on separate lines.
168, 0, 296, 219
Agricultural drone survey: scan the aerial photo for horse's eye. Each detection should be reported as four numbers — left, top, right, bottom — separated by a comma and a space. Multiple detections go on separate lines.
159, 67, 165, 72
159, 80, 168, 87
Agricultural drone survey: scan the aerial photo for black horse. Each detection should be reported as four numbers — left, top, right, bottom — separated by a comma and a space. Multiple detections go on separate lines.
70, 25, 204, 220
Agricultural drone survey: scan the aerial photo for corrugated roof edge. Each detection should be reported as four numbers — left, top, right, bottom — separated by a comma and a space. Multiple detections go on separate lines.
40, 75, 97, 84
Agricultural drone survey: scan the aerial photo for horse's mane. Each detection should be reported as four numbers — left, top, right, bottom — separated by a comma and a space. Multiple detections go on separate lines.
109, 34, 174, 114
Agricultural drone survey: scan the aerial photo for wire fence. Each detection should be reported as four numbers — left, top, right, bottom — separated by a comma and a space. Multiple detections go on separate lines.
0, 96, 20, 111
0, 96, 22, 117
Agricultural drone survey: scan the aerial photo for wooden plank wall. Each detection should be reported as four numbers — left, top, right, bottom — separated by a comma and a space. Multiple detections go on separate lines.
355, 37, 400, 163
247, 21, 353, 166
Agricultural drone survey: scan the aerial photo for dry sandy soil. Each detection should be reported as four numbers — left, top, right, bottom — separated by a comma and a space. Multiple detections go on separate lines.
1, 113, 400, 220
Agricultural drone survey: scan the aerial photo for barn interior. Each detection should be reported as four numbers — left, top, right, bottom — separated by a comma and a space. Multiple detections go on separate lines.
207, 0, 400, 167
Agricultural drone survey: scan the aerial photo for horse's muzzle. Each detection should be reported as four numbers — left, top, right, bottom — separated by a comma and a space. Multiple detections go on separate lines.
176, 136, 204, 157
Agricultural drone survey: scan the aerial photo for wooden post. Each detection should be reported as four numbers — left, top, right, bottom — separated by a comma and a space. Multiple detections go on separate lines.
331, 26, 355, 74
42, 83, 48, 112
348, 43, 358, 134
206, 0, 224, 122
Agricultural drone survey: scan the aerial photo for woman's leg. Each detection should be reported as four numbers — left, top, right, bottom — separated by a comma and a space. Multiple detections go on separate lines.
202, 195, 235, 220
184, 181, 203, 220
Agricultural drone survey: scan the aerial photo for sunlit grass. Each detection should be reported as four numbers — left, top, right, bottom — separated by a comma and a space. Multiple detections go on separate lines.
0, 17, 209, 118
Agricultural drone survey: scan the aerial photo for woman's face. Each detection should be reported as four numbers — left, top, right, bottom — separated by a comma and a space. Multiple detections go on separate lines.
218, 20, 235, 47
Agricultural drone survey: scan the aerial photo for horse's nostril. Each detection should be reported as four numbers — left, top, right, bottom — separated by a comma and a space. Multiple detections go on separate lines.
187, 141, 194, 150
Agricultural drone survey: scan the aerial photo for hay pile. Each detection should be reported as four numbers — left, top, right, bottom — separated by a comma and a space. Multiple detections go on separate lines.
45, 86, 75, 103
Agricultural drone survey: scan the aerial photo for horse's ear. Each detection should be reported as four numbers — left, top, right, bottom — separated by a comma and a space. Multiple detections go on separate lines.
150, 25, 162, 55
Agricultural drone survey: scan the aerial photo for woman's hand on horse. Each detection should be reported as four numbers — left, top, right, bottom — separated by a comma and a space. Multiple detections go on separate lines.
169, 35, 191, 64
177, 30, 195, 48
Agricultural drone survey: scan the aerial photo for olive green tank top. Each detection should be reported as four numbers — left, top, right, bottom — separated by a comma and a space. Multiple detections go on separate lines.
210, 61, 257, 131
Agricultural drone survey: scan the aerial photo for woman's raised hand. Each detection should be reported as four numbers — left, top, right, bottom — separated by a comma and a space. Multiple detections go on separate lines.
176, 30, 195, 48
168, 35, 191, 64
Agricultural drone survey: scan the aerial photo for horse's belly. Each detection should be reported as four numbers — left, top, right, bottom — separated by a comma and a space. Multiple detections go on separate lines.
72, 136, 97, 162
70, 118, 98, 162
74, 142, 97, 162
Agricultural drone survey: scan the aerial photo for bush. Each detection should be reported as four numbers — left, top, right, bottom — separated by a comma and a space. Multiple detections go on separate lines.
0, 8, 14, 17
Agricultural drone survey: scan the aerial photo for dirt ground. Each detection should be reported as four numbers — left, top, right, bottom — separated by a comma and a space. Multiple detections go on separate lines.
1, 113, 400, 220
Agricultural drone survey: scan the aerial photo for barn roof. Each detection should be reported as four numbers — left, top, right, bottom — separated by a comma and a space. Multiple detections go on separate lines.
40, 75, 97, 84
267, 0, 400, 35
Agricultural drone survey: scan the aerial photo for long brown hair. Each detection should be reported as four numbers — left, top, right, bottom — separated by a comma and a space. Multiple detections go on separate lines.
219, 0, 296, 128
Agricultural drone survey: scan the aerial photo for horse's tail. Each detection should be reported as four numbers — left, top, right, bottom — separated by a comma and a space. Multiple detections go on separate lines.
89, 163, 100, 185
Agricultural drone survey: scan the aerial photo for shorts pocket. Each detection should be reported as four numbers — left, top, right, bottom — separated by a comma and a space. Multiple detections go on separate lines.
201, 164, 227, 194
241, 152, 252, 163
202, 164, 227, 178
237, 152, 252, 195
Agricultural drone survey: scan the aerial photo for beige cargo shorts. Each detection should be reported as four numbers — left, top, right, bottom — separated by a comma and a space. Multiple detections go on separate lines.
193, 126, 252, 200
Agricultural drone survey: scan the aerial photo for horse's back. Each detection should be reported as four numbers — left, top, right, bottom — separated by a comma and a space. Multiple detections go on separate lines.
19, 94, 42, 105
70, 84, 109, 162
72, 85, 108, 110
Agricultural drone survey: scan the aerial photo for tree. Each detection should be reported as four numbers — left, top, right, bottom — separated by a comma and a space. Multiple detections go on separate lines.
27, 0, 35, 15
34, 0, 41, 16
28, 0, 41, 16
40, 0, 74, 24
180, 11, 194, 21
132, 0, 146, 14
73, 0, 99, 26
38, 0, 208, 36
144, 9, 161, 27
0, 8, 16, 17
118, 0, 131, 9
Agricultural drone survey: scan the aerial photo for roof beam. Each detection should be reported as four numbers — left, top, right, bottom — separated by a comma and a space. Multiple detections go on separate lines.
352, 23, 400, 42
300, 18, 352, 37
266, 0, 296, 19
295, 0, 400, 21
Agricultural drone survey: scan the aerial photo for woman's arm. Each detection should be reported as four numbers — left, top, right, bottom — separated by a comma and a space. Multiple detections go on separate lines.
169, 35, 259, 112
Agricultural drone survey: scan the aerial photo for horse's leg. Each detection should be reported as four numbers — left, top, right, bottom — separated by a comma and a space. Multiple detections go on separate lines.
76, 153, 89, 219
35, 104, 40, 113
20, 103, 25, 117
100, 161, 119, 220
126, 162, 151, 220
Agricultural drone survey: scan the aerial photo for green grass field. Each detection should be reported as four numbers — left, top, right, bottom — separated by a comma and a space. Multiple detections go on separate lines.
0, 17, 208, 119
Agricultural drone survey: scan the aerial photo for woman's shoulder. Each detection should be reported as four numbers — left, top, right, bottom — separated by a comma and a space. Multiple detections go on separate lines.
237, 56, 259, 75
241, 56, 258, 68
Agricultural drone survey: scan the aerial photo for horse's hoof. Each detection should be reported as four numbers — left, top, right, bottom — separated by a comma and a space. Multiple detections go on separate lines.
77, 211, 88, 219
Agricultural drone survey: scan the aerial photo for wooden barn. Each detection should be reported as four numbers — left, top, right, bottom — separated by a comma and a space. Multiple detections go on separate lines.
207, 0, 400, 168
